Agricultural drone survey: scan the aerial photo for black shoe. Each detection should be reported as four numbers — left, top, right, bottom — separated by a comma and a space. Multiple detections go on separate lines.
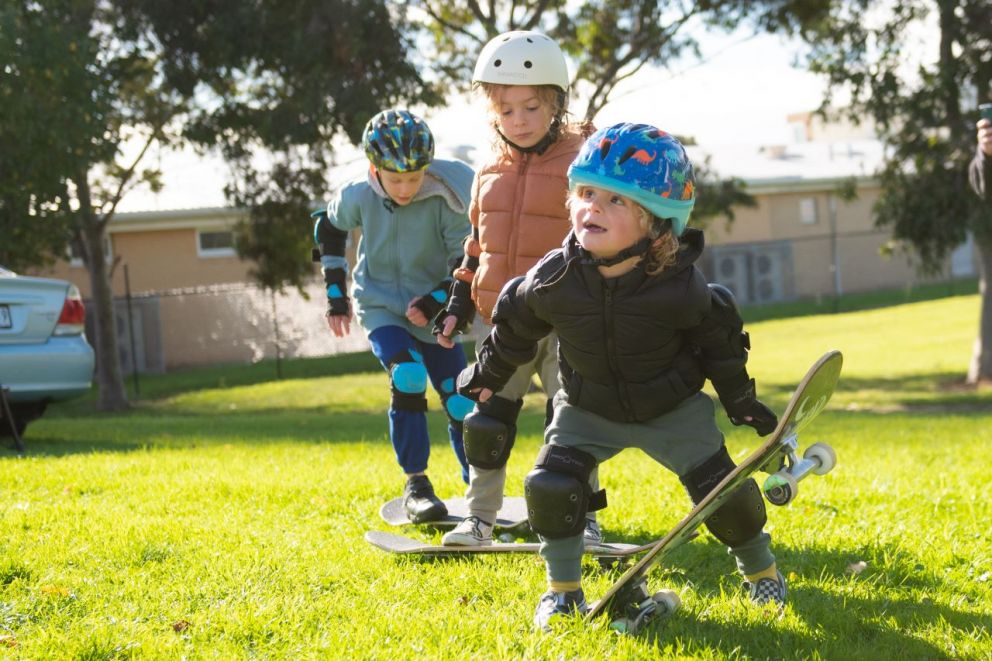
403, 475, 447, 523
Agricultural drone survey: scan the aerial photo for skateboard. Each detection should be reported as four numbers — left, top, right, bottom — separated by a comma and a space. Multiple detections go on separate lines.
366, 530, 656, 558
379, 496, 529, 531
585, 350, 843, 633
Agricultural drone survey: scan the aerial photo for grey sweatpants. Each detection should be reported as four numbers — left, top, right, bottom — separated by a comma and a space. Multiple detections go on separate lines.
540, 391, 773, 583
464, 333, 599, 524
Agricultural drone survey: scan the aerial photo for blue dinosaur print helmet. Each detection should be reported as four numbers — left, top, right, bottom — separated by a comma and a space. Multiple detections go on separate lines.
567, 123, 696, 236
362, 109, 435, 173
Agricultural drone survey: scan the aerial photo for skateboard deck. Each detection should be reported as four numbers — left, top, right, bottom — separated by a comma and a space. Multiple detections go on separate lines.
366, 530, 654, 557
379, 496, 529, 531
585, 350, 843, 630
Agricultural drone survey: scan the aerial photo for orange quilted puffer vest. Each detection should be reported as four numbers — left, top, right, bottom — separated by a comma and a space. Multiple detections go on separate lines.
468, 126, 591, 323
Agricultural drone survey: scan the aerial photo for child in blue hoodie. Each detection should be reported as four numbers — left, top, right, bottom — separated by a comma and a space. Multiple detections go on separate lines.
313, 109, 475, 522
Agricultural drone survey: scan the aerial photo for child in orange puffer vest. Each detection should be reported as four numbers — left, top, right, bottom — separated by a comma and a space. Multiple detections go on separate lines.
433, 30, 600, 548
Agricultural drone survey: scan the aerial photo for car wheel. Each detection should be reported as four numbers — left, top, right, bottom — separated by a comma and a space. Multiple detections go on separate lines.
0, 414, 27, 439
0, 402, 45, 440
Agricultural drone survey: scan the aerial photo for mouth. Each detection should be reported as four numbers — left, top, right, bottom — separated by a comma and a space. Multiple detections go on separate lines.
582, 220, 607, 233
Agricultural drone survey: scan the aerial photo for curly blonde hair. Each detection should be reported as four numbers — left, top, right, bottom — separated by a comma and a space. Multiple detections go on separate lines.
634, 205, 680, 275
567, 189, 679, 274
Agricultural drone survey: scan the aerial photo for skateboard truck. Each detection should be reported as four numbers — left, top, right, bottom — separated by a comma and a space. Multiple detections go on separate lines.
603, 579, 680, 634
762, 440, 837, 506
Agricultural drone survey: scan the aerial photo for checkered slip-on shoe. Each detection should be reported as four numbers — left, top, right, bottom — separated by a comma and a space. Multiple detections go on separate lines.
744, 570, 787, 608
533, 589, 588, 632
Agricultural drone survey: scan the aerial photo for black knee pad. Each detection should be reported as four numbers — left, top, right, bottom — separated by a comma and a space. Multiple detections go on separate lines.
524, 445, 607, 539
387, 350, 427, 412
680, 446, 767, 547
463, 395, 522, 469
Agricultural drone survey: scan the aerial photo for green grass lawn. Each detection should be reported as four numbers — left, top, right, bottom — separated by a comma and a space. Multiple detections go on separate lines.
2, 294, 991, 658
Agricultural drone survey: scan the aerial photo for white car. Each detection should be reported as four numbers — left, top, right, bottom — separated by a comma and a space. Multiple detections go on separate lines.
0, 265, 95, 439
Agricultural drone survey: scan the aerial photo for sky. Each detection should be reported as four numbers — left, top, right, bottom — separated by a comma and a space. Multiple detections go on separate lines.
118, 28, 830, 213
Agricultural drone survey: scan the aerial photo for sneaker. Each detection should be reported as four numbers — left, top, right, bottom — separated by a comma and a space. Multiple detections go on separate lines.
534, 588, 588, 632
442, 516, 493, 546
744, 570, 787, 608
403, 475, 447, 524
583, 519, 603, 546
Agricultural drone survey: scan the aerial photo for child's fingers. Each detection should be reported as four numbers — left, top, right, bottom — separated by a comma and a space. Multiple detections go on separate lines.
478, 388, 493, 403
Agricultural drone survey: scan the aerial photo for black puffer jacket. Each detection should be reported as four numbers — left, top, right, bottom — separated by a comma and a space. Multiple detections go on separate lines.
474, 228, 752, 423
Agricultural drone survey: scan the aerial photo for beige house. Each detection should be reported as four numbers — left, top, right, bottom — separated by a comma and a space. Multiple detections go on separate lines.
28, 124, 977, 370
694, 135, 974, 305
34, 207, 367, 371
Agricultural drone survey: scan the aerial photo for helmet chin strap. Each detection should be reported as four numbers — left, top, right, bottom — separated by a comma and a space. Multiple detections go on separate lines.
497, 112, 564, 156
579, 237, 653, 267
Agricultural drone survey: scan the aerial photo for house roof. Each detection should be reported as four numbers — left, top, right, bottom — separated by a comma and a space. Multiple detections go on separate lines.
113, 136, 886, 224
689, 138, 885, 193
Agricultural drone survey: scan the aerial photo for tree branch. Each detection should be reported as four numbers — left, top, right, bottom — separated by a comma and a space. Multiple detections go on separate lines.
99, 122, 165, 228
424, 2, 487, 43
521, 0, 554, 30
465, 0, 496, 32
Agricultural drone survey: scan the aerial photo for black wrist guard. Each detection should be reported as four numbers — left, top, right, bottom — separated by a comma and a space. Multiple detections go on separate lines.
411, 279, 451, 321
433, 278, 476, 336
323, 267, 349, 317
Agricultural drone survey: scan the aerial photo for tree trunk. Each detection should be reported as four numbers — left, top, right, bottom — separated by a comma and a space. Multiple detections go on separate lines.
77, 182, 129, 412
967, 238, 992, 385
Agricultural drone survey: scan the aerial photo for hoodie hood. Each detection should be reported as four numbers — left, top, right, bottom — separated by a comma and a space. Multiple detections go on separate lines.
366, 158, 473, 214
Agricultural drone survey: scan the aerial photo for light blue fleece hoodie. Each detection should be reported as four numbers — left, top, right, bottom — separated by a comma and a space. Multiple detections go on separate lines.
324, 159, 473, 343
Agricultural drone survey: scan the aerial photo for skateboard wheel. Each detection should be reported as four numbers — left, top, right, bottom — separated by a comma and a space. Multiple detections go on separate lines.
764, 471, 798, 506
651, 589, 680, 616
609, 618, 632, 634
804, 442, 837, 475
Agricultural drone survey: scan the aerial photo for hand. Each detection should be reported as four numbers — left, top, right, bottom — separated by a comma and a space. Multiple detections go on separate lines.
406, 299, 429, 327
719, 378, 778, 436
979, 118, 992, 157
729, 399, 777, 436
325, 304, 352, 338
456, 365, 495, 403
435, 315, 458, 348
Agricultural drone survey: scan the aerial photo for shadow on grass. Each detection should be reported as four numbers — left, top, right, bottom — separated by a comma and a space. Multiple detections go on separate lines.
11, 365, 988, 459
2, 394, 550, 459
606, 536, 989, 658
753, 370, 992, 415
0, 409, 400, 457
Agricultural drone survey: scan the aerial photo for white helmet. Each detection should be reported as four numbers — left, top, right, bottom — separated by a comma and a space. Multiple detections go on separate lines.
472, 31, 569, 92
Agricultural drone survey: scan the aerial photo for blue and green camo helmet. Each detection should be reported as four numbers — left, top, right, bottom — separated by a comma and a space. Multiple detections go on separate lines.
362, 109, 435, 173
567, 123, 696, 236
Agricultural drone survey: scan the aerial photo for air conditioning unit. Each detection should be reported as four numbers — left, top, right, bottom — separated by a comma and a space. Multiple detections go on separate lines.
710, 243, 792, 305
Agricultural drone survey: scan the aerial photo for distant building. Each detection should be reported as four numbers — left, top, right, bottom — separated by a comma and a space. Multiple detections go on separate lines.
27, 113, 977, 370
692, 115, 975, 305
34, 206, 366, 372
